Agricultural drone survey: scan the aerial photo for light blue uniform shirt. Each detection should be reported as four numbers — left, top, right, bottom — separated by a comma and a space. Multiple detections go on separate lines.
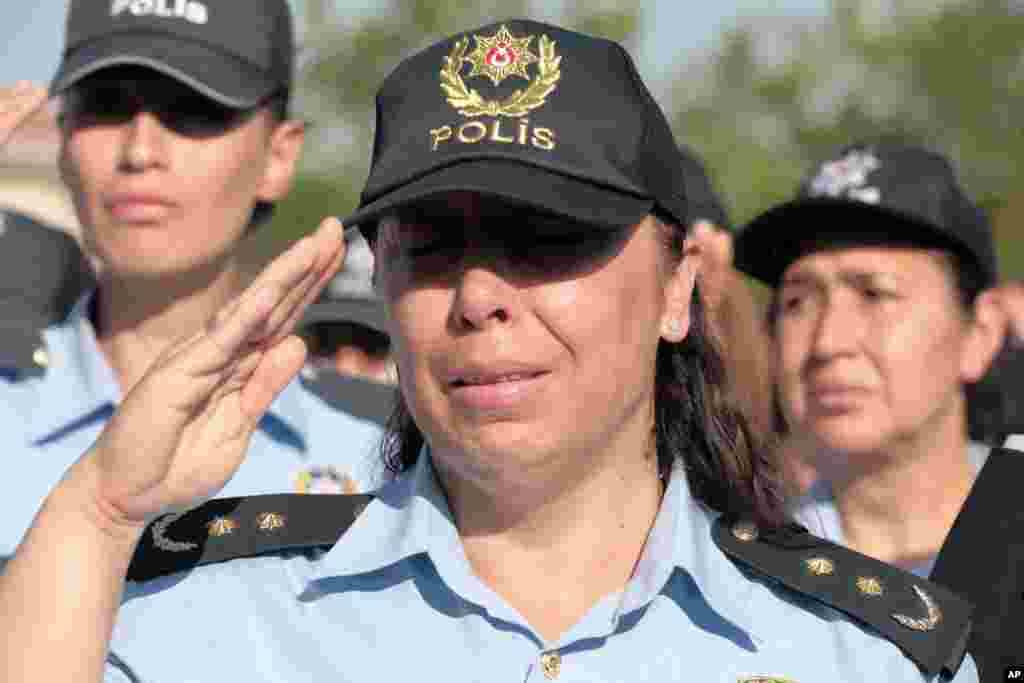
0, 292, 386, 559
106, 449, 977, 682
791, 443, 992, 578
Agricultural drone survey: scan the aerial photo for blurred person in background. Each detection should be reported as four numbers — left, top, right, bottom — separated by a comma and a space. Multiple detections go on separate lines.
736, 141, 1016, 681
679, 144, 815, 493
0, 0, 384, 561
297, 228, 396, 428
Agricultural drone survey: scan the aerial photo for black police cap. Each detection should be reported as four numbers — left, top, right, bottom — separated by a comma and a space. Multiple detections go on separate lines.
52, 0, 294, 109
735, 142, 998, 288
344, 19, 688, 238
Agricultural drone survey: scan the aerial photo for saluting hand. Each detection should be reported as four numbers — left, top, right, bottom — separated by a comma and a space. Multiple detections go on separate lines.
0, 81, 48, 147
79, 218, 347, 528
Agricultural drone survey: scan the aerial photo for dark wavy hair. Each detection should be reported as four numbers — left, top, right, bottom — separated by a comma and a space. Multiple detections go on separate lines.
373, 212, 787, 528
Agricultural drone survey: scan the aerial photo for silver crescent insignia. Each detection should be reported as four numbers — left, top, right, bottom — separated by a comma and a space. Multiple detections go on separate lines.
891, 585, 942, 632
151, 512, 199, 553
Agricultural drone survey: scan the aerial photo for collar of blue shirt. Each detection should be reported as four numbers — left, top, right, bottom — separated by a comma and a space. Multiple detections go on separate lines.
306, 447, 764, 645
26, 291, 308, 448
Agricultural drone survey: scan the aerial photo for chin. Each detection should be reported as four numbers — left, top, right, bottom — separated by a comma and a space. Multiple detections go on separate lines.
807, 419, 889, 456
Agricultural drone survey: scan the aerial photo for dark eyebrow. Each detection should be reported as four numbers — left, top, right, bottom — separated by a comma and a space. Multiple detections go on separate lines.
779, 272, 820, 290
838, 270, 907, 289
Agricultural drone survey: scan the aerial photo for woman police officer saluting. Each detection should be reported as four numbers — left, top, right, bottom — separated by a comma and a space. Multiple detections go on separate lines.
1, 20, 977, 683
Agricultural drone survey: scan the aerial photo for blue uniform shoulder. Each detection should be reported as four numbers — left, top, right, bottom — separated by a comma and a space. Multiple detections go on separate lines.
712, 516, 971, 680
127, 494, 373, 583
297, 367, 395, 428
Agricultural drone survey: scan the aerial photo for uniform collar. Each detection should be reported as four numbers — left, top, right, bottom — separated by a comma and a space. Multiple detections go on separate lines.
313, 448, 764, 641
618, 462, 763, 639
27, 290, 307, 449
311, 447, 457, 580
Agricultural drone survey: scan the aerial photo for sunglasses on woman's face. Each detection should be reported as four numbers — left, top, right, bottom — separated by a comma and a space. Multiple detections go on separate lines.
62, 76, 261, 138
383, 199, 635, 279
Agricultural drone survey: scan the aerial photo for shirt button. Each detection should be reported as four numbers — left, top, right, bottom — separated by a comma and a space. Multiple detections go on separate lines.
540, 651, 561, 680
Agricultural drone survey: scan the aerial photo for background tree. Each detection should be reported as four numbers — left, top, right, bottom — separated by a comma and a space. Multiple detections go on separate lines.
669, 0, 1024, 278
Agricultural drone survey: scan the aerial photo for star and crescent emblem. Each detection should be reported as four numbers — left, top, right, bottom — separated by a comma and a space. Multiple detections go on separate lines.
464, 25, 539, 86
440, 24, 561, 118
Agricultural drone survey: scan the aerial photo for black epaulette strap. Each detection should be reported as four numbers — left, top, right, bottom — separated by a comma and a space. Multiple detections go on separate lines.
712, 517, 972, 679
127, 494, 373, 582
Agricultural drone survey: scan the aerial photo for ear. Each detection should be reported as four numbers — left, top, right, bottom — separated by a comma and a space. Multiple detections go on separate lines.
256, 118, 305, 203
960, 289, 1007, 383
660, 235, 702, 342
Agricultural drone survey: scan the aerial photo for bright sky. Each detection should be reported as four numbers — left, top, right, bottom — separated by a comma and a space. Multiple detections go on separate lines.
0, 0, 828, 99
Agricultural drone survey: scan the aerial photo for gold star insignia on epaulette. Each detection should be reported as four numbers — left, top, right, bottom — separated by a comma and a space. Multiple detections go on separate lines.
856, 576, 884, 596
804, 557, 835, 576
732, 521, 759, 542
256, 512, 286, 532
207, 517, 237, 537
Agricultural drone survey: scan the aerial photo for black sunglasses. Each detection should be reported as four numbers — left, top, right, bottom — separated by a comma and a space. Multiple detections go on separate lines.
62, 76, 270, 138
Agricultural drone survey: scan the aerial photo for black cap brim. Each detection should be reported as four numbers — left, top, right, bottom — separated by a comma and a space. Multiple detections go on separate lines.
50, 33, 277, 108
344, 158, 655, 238
300, 298, 389, 334
735, 197, 984, 287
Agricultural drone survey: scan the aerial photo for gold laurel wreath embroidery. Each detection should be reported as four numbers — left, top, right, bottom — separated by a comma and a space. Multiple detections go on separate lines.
440, 35, 561, 118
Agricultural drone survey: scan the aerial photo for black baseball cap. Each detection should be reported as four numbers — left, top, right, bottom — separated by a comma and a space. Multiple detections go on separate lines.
735, 142, 998, 288
345, 19, 689, 238
50, 0, 294, 108
301, 230, 387, 335
678, 144, 731, 231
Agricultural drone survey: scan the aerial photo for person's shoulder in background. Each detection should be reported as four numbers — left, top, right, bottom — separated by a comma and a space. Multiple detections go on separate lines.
0, 209, 95, 378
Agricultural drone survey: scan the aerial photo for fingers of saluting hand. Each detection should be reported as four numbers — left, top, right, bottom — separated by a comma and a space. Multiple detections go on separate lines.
0, 82, 49, 146
196, 217, 346, 376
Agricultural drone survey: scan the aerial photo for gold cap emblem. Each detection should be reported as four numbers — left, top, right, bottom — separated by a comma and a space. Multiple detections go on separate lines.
465, 25, 538, 86
441, 25, 561, 118
206, 517, 237, 537
804, 557, 835, 576
856, 576, 884, 596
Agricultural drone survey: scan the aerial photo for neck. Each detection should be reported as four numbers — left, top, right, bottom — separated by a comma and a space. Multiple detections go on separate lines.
822, 407, 975, 571
436, 413, 663, 643
94, 257, 246, 393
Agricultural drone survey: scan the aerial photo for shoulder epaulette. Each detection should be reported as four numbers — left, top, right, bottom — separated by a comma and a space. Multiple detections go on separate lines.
712, 516, 972, 679
127, 493, 373, 582
299, 368, 395, 427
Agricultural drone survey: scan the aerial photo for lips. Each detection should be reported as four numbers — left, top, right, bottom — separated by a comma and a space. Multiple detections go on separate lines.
105, 192, 176, 222
444, 365, 550, 412
450, 371, 546, 387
